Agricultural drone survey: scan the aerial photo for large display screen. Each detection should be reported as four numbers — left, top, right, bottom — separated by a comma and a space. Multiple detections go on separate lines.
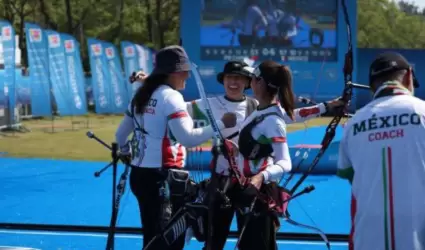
200, 0, 338, 62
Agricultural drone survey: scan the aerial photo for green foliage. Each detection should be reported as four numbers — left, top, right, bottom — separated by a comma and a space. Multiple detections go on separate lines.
0, 0, 180, 70
1, 0, 425, 69
358, 0, 425, 48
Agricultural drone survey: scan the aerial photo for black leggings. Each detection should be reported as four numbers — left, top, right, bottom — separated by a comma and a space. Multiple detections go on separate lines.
237, 212, 277, 250
203, 176, 244, 250
204, 178, 278, 250
129, 167, 185, 250
236, 187, 278, 250
203, 192, 243, 250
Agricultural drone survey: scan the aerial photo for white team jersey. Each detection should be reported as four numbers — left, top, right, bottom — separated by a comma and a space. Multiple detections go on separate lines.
187, 96, 249, 175
338, 93, 425, 250
237, 104, 289, 178
187, 96, 326, 175
128, 85, 187, 168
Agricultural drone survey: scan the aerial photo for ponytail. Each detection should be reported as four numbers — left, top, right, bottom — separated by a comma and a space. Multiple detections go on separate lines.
277, 66, 296, 121
131, 74, 168, 114
260, 61, 296, 121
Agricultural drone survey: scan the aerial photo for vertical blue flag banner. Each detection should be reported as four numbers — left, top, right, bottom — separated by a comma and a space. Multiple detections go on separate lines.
46, 30, 73, 116
0, 23, 7, 108
16, 69, 31, 105
87, 38, 111, 114
136, 45, 149, 75
143, 46, 154, 74
25, 22, 52, 116
0, 21, 16, 123
103, 42, 128, 113
120, 41, 140, 99
0, 70, 4, 108
135, 45, 149, 96
61, 33, 88, 115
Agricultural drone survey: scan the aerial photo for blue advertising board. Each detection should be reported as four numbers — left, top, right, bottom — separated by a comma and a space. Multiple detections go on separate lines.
180, 0, 357, 103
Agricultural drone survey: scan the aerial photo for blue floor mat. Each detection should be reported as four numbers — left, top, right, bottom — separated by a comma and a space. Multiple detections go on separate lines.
0, 158, 351, 235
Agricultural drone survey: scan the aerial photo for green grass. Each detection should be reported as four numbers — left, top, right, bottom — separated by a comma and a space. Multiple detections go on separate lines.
0, 115, 333, 162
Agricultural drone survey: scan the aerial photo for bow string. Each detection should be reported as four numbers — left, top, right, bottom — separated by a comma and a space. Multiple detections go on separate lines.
289, 0, 354, 195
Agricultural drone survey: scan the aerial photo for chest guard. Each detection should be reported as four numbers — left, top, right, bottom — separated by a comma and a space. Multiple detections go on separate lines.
238, 112, 279, 160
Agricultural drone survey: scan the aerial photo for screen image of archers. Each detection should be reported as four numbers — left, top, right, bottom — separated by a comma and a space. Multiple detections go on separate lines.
200, 0, 338, 62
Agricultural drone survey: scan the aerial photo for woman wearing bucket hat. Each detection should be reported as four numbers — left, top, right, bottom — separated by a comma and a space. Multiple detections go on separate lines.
114, 45, 237, 250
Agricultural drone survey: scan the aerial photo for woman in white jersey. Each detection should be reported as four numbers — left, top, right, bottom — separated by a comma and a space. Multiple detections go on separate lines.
232, 60, 297, 250
115, 45, 237, 250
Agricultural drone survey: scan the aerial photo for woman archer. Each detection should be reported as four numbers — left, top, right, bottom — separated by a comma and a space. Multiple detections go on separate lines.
232, 60, 326, 249
114, 45, 238, 250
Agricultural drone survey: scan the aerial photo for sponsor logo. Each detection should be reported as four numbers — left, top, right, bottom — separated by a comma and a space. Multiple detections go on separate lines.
2, 26, 12, 41
29, 28, 42, 42
125, 46, 134, 57
91, 44, 102, 56
48, 34, 60, 48
105, 47, 114, 59
65, 40, 74, 53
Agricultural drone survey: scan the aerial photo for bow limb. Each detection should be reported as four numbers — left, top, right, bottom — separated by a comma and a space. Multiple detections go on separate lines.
190, 63, 222, 250
191, 63, 248, 250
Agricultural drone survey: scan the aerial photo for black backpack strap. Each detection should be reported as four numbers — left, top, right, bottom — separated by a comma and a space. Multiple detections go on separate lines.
238, 112, 280, 160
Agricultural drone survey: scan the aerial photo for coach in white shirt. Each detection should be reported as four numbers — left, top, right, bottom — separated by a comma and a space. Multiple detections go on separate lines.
337, 52, 424, 250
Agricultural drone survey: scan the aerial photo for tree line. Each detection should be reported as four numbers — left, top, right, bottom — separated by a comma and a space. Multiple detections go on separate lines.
0, 0, 424, 70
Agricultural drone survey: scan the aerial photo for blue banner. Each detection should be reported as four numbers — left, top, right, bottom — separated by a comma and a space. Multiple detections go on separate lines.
25, 22, 52, 116
136, 44, 154, 74
0, 21, 16, 122
87, 38, 111, 114
145, 47, 154, 74
0, 70, 4, 108
16, 69, 31, 105
61, 33, 88, 115
103, 42, 128, 113
120, 41, 140, 99
46, 30, 73, 115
